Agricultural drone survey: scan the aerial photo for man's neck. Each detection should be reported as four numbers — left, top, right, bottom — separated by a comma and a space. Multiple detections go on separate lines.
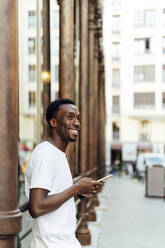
46, 136, 68, 153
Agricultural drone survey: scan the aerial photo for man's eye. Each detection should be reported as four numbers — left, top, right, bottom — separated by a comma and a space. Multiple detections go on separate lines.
67, 115, 73, 119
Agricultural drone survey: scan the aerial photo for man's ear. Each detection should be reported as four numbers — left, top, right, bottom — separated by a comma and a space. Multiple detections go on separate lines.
49, 118, 57, 128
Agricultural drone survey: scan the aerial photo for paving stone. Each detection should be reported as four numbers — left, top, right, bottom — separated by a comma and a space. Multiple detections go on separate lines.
84, 175, 165, 248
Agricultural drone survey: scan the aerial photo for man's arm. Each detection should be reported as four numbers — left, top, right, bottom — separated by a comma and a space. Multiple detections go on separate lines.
29, 177, 101, 218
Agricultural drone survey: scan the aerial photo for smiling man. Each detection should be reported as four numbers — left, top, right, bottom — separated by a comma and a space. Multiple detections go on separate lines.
25, 98, 102, 248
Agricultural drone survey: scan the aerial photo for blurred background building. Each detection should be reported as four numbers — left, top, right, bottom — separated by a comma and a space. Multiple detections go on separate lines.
18, 0, 59, 148
104, 0, 165, 166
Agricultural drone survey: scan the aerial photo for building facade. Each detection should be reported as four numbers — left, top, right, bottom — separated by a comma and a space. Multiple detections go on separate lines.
18, 0, 59, 148
104, 0, 165, 164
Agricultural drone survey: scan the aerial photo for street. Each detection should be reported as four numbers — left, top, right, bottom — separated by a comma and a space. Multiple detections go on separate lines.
85, 175, 165, 248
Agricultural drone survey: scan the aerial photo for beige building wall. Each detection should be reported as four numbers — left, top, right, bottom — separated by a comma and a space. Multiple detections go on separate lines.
18, 0, 59, 147
104, 0, 165, 163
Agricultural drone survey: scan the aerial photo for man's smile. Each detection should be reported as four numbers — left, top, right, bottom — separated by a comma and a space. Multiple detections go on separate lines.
69, 129, 79, 136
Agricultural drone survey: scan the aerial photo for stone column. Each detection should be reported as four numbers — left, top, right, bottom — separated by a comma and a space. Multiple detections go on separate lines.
95, 1, 106, 180
42, 0, 51, 139
76, 0, 91, 245
59, 0, 74, 98
94, 34, 99, 173
59, 0, 75, 175
0, 1, 22, 247
98, 55, 106, 179
88, 0, 97, 221
92, 34, 100, 207
88, 0, 95, 174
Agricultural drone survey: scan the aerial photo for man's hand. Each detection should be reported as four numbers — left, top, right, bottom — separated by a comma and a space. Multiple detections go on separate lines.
75, 177, 104, 197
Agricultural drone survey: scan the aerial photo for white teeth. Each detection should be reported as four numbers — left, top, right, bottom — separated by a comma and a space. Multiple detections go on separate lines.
70, 130, 78, 133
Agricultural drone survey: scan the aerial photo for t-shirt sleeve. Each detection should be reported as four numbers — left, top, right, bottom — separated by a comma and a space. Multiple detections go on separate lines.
29, 147, 55, 191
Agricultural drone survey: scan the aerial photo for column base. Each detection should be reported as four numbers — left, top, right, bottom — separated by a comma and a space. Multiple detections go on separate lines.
0, 209, 22, 248
76, 227, 91, 246
0, 236, 16, 248
88, 207, 96, 221
92, 195, 99, 206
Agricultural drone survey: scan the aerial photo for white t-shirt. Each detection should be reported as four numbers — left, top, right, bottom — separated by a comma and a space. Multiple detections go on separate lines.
25, 141, 82, 248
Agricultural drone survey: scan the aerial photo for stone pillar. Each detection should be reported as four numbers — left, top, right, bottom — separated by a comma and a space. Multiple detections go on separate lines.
92, 35, 100, 207
98, 56, 106, 179
88, 0, 97, 222
76, 0, 91, 245
0, 1, 22, 247
79, 0, 89, 177
42, 0, 51, 139
95, 1, 106, 180
94, 37, 99, 173
88, 0, 95, 174
59, 0, 75, 175
59, 0, 74, 98
90, 15, 101, 208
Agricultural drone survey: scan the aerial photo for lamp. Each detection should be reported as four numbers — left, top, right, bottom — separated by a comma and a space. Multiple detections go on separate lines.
41, 70, 50, 83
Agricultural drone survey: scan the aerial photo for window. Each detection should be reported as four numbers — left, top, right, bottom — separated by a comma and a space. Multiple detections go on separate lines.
162, 93, 165, 108
28, 65, 36, 81
112, 68, 120, 87
162, 65, 165, 81
52, 10, 59, 28
28, 11, 36, 28
134, 10, 156, 28
112, 16, 120, 33
112, 42, 120, 61
134, 65, 155, 82
112, 96, 120, 113
134, 93, 155, 108
28, 91, 36, 108
134, 38, 152, 54
28, 38, 35, 54
112, 122, 120, 140
162, 37, 165, 53
55, 65, 59, 82
139, 121, 151, 141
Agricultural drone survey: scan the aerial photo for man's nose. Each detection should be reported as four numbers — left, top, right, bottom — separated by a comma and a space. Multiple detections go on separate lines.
73, 118, 80, 127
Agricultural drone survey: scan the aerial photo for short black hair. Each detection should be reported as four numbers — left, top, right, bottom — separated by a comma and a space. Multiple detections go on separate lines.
46, 98, 75, 127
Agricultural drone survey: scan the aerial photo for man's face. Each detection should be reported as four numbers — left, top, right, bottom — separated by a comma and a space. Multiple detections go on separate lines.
55, 104, 81, 142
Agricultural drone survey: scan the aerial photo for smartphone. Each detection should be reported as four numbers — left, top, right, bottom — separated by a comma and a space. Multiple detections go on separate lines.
97, 174, 113, 182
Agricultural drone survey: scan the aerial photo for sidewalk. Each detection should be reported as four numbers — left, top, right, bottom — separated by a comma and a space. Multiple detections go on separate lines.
83, 175, 165, 248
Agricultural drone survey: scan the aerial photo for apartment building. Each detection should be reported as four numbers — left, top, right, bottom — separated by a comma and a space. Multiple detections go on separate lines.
104, 0, 165, 164
18, 0, 59, 148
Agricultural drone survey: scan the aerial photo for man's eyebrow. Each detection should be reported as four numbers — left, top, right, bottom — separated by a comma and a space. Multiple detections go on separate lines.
65, 111, 80, 115
65, 111, 75, 114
